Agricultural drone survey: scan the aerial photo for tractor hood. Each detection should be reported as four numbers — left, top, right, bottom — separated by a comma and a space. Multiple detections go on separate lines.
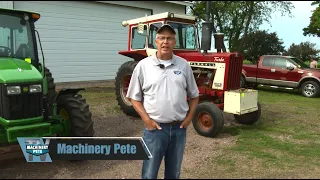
0, 57, 42, 83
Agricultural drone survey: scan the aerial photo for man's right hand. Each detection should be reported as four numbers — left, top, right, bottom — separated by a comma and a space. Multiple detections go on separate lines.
130, 99, 162, 130
145, 119, 162, 130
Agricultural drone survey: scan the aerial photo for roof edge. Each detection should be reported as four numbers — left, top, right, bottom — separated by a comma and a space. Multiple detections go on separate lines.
165, 1, 193, 6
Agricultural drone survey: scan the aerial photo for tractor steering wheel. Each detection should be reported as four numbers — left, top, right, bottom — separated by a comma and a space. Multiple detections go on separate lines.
0, 46, 12, 57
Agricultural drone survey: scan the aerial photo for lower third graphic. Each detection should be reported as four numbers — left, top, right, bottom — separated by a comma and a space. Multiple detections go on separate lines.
17, 137, 52, 162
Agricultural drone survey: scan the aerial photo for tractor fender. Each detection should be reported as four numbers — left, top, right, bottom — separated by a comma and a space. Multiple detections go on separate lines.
54, 88, 85, 102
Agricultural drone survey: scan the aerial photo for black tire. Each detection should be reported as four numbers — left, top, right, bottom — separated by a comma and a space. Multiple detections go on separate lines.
56, 94, 94, 137
240, 76, 246, 88
300, 81, 320, 98
45, 67, 57, 115
192, 102, 224, 138
115, 61, 139, 117
234, 102, 261, 125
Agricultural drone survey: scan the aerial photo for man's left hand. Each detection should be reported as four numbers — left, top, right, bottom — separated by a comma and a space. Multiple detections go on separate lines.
180, 116, 193, 128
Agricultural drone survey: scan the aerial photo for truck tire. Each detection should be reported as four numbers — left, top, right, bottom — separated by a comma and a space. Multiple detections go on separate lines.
300, 81, 320, 98
56, 94, 94, 137
115, 61, 139, 117
45, 67, 58, 116
234, 102, 261, 125
240, 76, 246, 88
192, 102, 224, 138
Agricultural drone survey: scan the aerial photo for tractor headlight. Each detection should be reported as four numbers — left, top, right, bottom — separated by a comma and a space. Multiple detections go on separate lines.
29, 84, 42, 93
7, 86, 21, 95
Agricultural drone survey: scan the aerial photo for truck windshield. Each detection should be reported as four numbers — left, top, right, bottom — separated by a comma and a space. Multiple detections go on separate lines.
0, 14, 35, 60
167, 22, 197, 50
290, 57, 309, 68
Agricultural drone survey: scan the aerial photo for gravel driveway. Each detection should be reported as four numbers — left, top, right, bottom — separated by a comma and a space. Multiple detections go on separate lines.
0, 111, 237, 179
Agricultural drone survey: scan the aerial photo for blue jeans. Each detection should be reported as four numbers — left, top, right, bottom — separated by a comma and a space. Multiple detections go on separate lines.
141, 122, 187, 179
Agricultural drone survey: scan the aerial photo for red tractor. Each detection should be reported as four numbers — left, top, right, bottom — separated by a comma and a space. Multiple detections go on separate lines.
115, 12, 261, 137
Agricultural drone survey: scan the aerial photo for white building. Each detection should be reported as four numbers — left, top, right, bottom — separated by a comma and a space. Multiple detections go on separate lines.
0, 1, 191, 82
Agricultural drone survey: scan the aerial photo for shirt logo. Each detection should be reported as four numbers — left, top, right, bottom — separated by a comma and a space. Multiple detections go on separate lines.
174, 70, 181, 75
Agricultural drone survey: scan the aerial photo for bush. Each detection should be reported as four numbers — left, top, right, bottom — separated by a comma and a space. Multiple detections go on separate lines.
243, 60, 253, 64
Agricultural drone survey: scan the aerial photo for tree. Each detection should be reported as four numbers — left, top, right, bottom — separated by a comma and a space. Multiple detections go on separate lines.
303, 1, 320, 37
189, 1, 293, 52
283, 42, 320, 61
240, 30, 285, 63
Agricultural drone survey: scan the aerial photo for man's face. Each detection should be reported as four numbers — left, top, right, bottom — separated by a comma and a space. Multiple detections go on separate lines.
155, 30, 176, 55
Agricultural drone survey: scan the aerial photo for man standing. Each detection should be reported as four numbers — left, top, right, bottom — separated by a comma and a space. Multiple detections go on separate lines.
126, 24, 199, 179
310, 57, 318, 68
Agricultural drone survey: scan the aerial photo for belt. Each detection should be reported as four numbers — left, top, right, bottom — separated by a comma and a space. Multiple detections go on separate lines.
159, 121, 182, 125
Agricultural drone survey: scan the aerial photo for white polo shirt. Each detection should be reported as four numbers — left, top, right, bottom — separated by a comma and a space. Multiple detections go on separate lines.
126, 53, 199, 123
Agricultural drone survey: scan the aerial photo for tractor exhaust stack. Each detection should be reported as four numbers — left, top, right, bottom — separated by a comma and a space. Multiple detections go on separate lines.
214, 33, 224, 53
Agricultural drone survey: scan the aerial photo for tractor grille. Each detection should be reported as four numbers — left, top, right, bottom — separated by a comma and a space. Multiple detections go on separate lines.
0, 83, 43, 120
226, 54, 243, 90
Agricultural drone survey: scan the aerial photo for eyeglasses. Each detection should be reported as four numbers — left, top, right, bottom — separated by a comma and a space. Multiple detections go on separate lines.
156, 36, 175, 42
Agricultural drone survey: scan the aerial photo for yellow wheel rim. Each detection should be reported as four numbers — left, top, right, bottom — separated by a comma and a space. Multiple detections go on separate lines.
59, 108, 69, 120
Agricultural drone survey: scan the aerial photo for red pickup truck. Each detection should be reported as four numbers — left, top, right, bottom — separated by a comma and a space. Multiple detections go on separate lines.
241, 55, 320, 98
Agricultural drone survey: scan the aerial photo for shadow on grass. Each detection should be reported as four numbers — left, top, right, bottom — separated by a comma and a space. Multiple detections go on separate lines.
222, 102, 287, 136
256, 86, 320, 99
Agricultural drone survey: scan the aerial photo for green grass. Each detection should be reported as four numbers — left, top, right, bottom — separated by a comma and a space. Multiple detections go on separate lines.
80, 87, 123, 115
220, 87, 320, 171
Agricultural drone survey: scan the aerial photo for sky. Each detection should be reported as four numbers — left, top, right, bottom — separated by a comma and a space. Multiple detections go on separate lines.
259, 1, 319, 50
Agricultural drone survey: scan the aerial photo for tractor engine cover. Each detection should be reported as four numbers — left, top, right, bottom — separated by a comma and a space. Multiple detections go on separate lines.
175, 51, 244, 91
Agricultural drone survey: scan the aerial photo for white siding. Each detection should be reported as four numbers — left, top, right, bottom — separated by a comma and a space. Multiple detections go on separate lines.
14, 1, 152, 82
0, 1, 13, 9
97, 1, 186, 14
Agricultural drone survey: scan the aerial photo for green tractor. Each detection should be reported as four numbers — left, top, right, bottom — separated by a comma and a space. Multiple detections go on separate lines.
0, 8, 94, 146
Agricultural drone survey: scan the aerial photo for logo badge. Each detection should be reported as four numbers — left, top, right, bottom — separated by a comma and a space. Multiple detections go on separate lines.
23, 87, 28, 93
174, 70, 181, 75
17, 137, 52, 162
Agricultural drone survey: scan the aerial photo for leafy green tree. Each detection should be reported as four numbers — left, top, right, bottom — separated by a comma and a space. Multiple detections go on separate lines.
240, 30, 285, 63
303, 1, 320, 37
189, 1, 293, 52
283, 42, 320, 61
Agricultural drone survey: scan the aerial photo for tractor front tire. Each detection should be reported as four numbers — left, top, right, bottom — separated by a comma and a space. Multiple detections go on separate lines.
192, 102, 224, 138
57, 94, 94, 137
234, 103, 261, 125
45, 67, 58, 116
115, 61, 139, 117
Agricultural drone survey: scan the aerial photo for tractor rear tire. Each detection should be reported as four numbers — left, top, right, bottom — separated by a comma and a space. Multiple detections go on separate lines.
234, 102, 261, 125
115, 61, 139, 117
192, 102, 224, 138
56, 94, 94, 137
45, 67, 57, 116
